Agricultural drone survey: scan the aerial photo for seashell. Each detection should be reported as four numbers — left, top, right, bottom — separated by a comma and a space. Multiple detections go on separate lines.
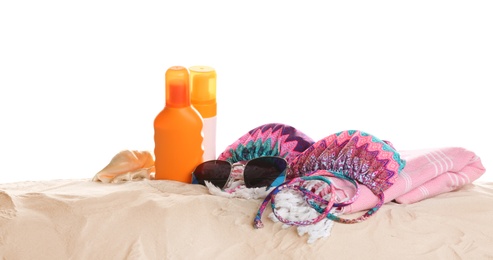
92, 150, 154, 183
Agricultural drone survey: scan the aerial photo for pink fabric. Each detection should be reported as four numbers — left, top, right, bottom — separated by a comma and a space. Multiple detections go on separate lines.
339, 147, 486, 213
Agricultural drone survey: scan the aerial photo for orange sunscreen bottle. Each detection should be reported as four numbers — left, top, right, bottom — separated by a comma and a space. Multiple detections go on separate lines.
154, 66, 204, 182
190, 66, 217, 161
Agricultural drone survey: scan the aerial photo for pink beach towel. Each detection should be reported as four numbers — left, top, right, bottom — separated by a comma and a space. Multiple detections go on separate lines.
341, 147, 486, 213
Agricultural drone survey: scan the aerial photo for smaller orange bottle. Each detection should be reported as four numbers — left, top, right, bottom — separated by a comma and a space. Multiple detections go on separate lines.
154, 66, 204, 182
190, 66, 217, 161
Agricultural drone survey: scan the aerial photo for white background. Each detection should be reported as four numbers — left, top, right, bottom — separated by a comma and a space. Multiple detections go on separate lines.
1, 1, 492, 184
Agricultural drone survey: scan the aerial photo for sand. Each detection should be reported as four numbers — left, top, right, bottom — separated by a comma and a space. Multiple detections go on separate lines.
1, 179, 492, 259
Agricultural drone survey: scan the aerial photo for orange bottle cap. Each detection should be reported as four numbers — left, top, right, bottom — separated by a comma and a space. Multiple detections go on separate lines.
166, 66, 190, 108
189, 66, 217, 118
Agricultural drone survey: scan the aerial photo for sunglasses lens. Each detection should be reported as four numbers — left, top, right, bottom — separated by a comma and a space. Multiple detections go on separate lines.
193, 161, 231, 188
244, 157, 287, 188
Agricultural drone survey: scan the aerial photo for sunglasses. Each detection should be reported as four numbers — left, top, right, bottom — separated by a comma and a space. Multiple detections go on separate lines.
192, 156, 288, 189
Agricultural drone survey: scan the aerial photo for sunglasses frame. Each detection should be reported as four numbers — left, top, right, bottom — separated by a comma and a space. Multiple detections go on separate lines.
192, 156, 289, 190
